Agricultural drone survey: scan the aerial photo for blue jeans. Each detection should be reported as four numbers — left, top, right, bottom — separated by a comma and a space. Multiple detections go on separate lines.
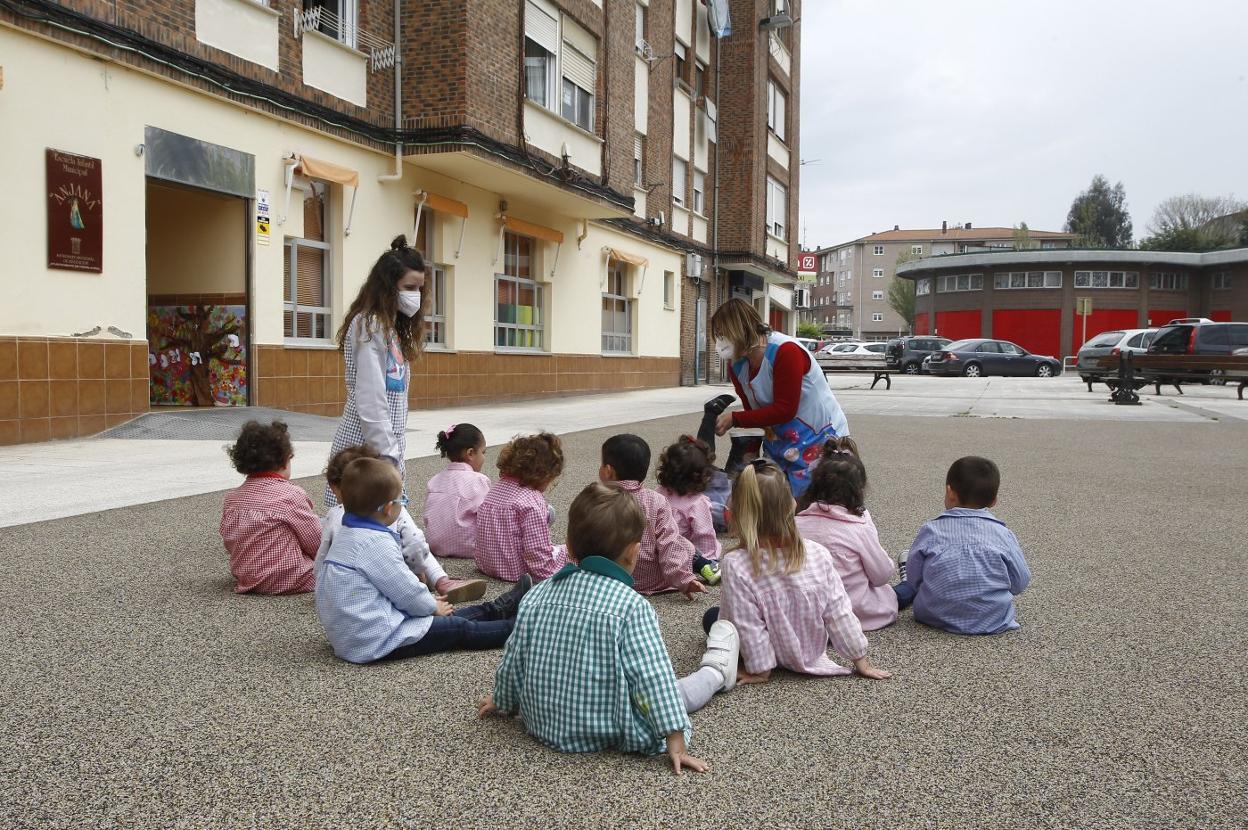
893, 582, 917, 610
383, 604, 514, 659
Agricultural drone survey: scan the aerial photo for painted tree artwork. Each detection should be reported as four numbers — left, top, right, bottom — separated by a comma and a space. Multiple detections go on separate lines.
148, 305, 248, 406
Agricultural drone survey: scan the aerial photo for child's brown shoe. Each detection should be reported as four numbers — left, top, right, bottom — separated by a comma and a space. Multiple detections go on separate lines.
436, 577, 488, 604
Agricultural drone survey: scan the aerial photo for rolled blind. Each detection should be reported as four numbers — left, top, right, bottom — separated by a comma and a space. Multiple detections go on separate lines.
296, 245, 326, 308
562, 44, 595, 92
525, 1, 558, 53
634, 134, 643, 161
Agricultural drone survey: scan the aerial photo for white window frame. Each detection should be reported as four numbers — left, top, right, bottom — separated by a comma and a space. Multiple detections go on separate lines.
560, 76, 594, 131
872, 268, 884, 278
766, 176, 787, 240
672, 158, 688, 206
1074, 271, 1139, 289
495, 232, 546, 352
766, 79, 786, 142
873, 245, 885, 255
916, 278, 931, 296
525, 2, 596, 131
993, 271, 1063, 290
283, 179, 333, 344
872, 312, 884, 322
872, 290, 884, 300
1213, 272, 1232, 290
425, 265, 449, 349
692, 169, 706, 215
911, 245, 923, 255
663, 269, 675, 309
937, 273, 984, 293
633, 133, 644, 186
602, 259, 634, 354
1149, 272, 1188, 292
634, 1, 646, 51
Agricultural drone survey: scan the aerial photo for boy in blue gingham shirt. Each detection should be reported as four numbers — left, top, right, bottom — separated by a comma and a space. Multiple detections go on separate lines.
894, 456, 1032, 635
478, 482, 740, 775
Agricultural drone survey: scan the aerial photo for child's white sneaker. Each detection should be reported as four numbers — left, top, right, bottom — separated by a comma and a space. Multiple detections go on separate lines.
700, 620, 740, 692
897, 549, 909, 582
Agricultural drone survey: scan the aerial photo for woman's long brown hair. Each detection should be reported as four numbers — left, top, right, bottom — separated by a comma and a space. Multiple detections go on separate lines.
336, 234, 426, 361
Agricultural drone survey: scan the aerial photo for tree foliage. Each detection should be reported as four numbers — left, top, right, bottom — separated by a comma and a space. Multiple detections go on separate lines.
887, 278, 916, 330
1065, 175, 1133, 248
1139, 194, 1246, 252
796, 321, 823, 339
1013, 222, 1036, 250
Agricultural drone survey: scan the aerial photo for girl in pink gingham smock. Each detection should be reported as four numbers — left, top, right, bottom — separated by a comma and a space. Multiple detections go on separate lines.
655, 435, 723, 584
703, 459, 891, 685
795, 439, 900, 632
423, 423, 491, 558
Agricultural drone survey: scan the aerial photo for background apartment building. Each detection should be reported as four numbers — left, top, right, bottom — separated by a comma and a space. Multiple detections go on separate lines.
0, 0, 799, 444
806, 223, 1074, 339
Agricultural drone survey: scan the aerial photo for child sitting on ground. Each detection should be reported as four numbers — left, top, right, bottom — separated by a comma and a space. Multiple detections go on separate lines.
315, 457, 531, 664
697, 394, 762, 532
707, 458, 891, 684
423, 423, 491, 559
895, 456, 1031, 635
318, 445, 485, 604
219, 420, 321, 595
795, 439, 898, 631
478, 482, 739, 775
599, 434, 707, 599
655, 436, 723, 585
475, 432, 567, 581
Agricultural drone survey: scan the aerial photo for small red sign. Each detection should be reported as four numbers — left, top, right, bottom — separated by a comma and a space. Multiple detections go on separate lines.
797, 253, 817, 272
46, 149, 103, 273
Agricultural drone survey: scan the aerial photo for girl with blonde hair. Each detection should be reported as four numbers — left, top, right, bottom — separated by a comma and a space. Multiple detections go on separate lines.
703, 458, 890, 684
708, 298, 849, 498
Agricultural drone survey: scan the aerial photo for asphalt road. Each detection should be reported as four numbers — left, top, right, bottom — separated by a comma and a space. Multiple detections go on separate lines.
1, 413, 1244, 829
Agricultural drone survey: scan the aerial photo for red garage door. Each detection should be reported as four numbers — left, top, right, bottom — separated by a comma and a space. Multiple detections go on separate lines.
1212, 309, 1233, 322
994, 309, 1061, 358
1072, 308, 1138, 353
934, 310, 981, 341
1148, 308, 1187, 328
914, 312, 930, 335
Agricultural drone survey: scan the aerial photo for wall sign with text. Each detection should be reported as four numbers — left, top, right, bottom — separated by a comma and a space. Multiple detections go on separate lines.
46, 149, 103, 273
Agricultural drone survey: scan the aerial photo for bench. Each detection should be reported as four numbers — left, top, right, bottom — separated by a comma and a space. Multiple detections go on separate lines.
1094, 353, 1248, 403
817, 360, 892, 390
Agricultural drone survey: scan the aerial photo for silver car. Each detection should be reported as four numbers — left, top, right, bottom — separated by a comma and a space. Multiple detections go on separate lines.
1076, 328, 1156, 381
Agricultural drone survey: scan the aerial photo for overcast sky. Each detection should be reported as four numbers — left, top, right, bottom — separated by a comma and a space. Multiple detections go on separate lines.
797, 0, 1248, 248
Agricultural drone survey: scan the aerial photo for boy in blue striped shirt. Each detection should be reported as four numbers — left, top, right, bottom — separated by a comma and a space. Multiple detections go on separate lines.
894, 456, 1032, 635
478, 482, 739, 775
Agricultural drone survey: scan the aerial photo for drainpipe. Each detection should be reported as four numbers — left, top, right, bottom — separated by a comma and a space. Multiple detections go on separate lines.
709, 35, 722, 384
377, 0, 404, 184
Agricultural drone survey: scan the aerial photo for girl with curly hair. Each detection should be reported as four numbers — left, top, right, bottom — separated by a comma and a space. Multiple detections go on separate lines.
473, 433, 567, 581
324, 235, 427, 507
655, 435, 723, 585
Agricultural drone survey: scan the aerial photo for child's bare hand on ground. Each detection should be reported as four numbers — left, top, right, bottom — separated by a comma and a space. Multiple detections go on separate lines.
852, 657, 891, 680
476, 695, 498, 718
434, 596, 454, 616
681, 581, 708, 601
736, 668, 771, 685
665, 733, 708, 776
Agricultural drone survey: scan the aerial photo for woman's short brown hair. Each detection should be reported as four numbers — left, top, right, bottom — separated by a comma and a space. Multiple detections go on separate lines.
566, 482, 645, 563
709, 298, 769, 358
496, 432, 565, 489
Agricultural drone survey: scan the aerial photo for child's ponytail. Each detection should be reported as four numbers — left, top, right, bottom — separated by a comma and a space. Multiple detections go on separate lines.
799, 449, 867, 516
728, 461, 805, 577
435, 422, 485, 461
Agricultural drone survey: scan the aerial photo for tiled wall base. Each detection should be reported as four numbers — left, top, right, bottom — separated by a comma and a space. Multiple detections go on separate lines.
0, 336, 151, 445
253, 346, 681, 417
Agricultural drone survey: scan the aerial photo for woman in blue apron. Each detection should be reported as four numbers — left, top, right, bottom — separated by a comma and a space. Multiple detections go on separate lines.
325, 235, 427, 507
709, 299, 849, 498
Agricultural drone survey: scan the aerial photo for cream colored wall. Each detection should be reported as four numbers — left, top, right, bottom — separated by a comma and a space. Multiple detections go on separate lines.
301, 30, 368, 108
673, 91, 691, 161
634, 57, 649, 135
195, 0, 280, 71
523, 101, 603, 177
2, 27, 683, 359
1, 27, 427, 344
146, 182, 246, 296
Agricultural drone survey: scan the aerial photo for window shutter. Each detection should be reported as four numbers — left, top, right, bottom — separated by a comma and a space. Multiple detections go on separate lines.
634, 133, 643, 161
296, 246, 325, 308
562, 44, 595, 92
525, 0, 559, 54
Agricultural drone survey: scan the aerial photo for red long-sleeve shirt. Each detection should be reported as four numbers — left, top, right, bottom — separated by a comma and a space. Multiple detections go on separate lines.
729, 341, 810, 429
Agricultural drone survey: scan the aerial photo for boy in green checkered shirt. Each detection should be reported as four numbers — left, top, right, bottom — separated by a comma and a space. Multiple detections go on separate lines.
478, 482, 740, 774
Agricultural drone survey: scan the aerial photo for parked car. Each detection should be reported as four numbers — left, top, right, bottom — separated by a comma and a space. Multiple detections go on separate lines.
927, 339, 1063, 377
818, 342, 888, 362
1076, 328, 1157, 382
885, 336, 953, 374
817, 340, 862, 356
795, 337, 819, 352
1147, 320, 1248, 383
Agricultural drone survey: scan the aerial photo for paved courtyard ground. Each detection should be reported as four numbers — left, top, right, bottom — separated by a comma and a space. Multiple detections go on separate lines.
1, 401, 1245, 829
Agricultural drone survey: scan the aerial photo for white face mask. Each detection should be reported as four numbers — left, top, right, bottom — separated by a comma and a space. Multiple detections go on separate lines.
397, 290, 422, 317
715, 337, 735, 361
